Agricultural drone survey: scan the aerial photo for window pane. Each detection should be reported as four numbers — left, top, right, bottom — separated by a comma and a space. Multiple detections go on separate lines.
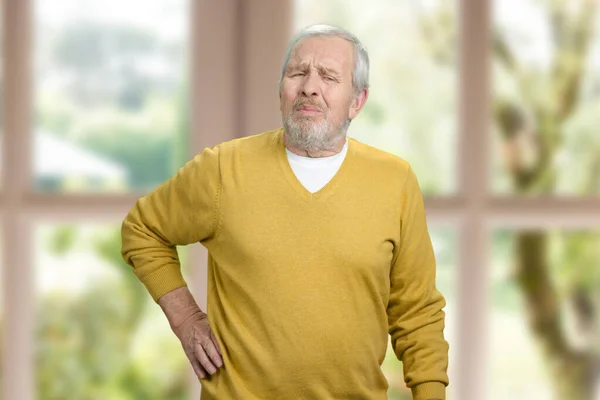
490, 229, 600, 399
492, 0, 600, 196
381, 228, 457, 400
34, 0, 189, 193
294, 1, 458, 196
35, 223, 192, 399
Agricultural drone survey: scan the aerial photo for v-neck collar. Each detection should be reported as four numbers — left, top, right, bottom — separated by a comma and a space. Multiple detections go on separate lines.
274, 128, 355, 202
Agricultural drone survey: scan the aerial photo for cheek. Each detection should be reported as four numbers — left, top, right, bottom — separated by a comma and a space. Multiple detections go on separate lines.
326, 95, 352, 120
280, 84, 296, 109
280, 94, 294, 113
325, 87, 350, 108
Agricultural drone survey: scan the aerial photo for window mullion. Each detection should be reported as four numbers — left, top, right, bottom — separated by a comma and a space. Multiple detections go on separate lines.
456, 0, 492, 399
189, 0, 240, 398
2, 0, 35, 399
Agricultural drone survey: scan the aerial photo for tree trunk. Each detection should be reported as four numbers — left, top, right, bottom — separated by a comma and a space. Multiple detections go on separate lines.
514, 231, 599, 399
552, 351, 597, 400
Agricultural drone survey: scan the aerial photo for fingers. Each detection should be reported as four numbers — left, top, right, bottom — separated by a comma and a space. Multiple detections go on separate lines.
190, 358, 208, 379
195, 342, 219, 376
210, 330, 223, 356
180, 317, 224, 380
206, 334, 224, 368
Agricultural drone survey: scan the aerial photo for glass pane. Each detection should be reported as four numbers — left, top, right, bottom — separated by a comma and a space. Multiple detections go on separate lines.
490, 229, 600, 400
34, 0, 189, 193
294, 1, 458, 196
35, 223, 192, 399
492, 0, 600, 196
381, 228, 457, 400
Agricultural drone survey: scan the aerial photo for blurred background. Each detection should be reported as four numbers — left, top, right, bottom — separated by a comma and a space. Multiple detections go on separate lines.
1, 0, 599, 399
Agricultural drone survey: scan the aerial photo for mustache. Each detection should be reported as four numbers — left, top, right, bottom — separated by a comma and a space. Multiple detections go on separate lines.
293, 99, 326, 112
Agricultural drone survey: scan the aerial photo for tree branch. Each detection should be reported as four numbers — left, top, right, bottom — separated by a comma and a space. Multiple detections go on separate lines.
549, 1, 598, 122
515, 232, 570, 359
493, 28, 518, 75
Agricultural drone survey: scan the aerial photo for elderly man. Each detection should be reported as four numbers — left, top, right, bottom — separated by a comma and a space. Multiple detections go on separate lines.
121, 24, 449, 400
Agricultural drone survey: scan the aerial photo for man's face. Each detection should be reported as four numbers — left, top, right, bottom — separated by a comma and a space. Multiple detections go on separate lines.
280, 36, 366, 152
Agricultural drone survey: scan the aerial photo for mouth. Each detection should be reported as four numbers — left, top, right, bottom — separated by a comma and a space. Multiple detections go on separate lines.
294, 106, 323, 115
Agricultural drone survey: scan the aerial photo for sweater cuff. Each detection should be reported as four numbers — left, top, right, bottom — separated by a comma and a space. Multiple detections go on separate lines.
411, 381, 446, 400
141, 263, 187, 302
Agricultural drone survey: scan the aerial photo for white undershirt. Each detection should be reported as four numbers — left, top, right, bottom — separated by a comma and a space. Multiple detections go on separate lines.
285, 138, 349, 193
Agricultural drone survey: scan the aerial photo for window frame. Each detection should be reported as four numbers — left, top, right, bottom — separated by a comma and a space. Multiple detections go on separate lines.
2, 1, 600, 400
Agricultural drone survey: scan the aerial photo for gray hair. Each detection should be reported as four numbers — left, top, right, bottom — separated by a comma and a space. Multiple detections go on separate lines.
279, 24, 370, 94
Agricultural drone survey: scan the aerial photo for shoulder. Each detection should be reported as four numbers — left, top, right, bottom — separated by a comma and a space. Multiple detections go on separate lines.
192, 128, 282, 175
350, 138, 413, 184
190, 128, 281, 163
217, 128, 282, 153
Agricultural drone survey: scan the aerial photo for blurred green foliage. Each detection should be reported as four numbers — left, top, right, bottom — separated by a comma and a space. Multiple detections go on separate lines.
36, 225, 190, 400
35, 11, 190, 193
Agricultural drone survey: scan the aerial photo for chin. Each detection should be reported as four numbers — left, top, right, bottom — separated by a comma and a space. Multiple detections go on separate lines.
283, 117, 343, 151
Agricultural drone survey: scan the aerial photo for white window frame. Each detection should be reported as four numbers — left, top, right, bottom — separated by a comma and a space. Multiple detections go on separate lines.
2, 1, 600, 400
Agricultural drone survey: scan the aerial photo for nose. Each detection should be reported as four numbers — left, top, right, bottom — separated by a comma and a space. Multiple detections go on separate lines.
300, 71, 321, 97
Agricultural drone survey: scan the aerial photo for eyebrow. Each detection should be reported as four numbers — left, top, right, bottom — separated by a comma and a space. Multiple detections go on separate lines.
287, 62, 341, 77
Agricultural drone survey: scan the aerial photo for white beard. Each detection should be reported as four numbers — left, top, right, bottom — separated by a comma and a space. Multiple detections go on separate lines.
283, 114, 349, 153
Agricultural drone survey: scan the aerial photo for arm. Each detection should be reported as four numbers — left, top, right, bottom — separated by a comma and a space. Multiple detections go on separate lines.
120, 145, 221, 301
120, 145, 224, 377
387, 165, 449, 400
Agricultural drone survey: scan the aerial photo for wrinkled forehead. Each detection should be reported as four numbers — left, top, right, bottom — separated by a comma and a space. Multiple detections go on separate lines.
287, 36, 354, 73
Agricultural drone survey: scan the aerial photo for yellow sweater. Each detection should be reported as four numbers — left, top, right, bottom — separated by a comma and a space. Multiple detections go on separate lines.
121, 128, 449, 400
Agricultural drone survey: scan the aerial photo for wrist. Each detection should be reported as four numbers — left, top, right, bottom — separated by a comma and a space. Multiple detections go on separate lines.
158, 286, 206, 332
411, 381, 446, 400
172, 308, 207, 336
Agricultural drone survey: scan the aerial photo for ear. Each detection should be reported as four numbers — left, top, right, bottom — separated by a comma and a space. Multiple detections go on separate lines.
348, 88, 369, 120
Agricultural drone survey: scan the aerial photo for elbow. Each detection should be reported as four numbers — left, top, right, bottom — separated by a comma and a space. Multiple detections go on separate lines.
120, 202, 147, 268
120, 215, 137, 268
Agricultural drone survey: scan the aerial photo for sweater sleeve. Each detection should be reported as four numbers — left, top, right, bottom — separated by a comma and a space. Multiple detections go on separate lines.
387, 165, 449, 400
120, 145, 221, 302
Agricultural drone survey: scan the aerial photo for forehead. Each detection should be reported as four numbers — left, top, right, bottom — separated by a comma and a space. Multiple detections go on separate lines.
288, 36, 354, 72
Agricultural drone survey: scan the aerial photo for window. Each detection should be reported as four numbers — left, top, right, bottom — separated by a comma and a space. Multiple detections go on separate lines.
1, 0, 198, 399
492, 0, 600, 197
33, 0, 190, 193
3, 1, 599, 399
35, 223, 191, 399
490, 229, 600, 399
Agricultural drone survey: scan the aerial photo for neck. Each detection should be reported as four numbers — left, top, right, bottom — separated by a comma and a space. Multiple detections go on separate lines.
283, 133, 347, 158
